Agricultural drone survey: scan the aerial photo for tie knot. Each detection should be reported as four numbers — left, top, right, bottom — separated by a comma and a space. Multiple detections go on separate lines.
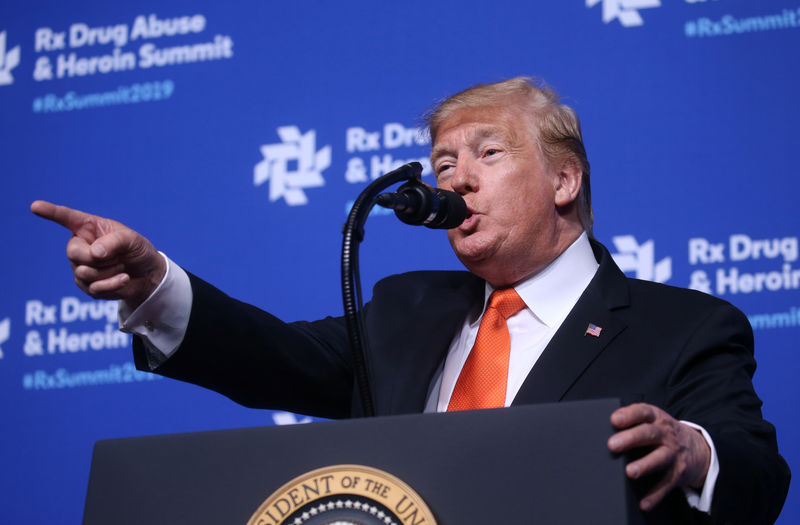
488, 288, 526, 320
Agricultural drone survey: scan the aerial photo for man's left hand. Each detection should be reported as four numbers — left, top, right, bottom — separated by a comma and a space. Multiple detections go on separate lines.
608, 403, 711, 511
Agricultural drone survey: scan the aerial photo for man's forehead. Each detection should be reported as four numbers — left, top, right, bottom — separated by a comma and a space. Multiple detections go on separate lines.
439, 105, 512, 127
432, 106, 534, 152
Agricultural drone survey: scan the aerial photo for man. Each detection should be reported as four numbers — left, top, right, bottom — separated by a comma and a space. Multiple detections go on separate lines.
32, 77, 789, 523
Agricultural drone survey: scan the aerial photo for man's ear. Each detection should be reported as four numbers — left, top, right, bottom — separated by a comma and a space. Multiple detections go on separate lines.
554, 157, 583, 207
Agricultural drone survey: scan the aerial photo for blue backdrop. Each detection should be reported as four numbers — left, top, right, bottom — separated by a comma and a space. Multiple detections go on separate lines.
1, 1, 797, 522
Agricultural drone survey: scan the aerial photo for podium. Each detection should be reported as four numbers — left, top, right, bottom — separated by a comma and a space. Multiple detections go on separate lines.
83, 398, 645, 524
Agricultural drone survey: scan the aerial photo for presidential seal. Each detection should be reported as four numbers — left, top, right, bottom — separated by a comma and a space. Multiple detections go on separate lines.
247, 464, 437, 525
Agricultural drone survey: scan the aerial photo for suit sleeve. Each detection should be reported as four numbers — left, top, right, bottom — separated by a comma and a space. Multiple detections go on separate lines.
133, 272, 356, 419
665, 302, 790, 525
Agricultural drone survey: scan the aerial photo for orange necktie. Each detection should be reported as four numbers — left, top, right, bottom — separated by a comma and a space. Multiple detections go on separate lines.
447, 288, 526, 411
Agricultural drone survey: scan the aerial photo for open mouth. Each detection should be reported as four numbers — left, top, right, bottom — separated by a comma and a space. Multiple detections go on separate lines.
458, 207, 477, 231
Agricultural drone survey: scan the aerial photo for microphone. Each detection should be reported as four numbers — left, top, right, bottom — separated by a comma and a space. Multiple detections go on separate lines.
376, 181, 467, 229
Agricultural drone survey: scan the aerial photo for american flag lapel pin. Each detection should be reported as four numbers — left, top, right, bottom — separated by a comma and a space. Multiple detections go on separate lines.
585, 323, 602, 337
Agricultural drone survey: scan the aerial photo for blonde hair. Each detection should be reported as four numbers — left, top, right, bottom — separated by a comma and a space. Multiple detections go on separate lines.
425, 77, 593, 235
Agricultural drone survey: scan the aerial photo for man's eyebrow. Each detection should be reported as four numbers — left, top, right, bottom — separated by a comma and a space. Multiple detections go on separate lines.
431, 125, 507, 162
430, 145, 452, 163
474, 125, 505, 139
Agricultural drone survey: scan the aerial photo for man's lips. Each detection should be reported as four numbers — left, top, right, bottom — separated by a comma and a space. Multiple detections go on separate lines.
458, 207, 478, 231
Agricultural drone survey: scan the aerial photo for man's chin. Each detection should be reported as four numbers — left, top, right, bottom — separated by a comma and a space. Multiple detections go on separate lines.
452, 243, 496, 275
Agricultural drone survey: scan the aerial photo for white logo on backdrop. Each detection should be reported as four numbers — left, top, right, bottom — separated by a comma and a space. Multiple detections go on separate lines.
586, 0, 661, 27
254, 126, 332, 206
0, 31, 21, 86
0, 318, 9, 358
611, 235, 672, 283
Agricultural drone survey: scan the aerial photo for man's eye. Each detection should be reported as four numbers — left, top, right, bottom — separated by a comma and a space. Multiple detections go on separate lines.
485, 149, 499, 156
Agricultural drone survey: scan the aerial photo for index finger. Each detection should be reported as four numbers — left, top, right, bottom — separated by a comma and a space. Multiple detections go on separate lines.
610, 402, 657, 429
31, 200, 95, 234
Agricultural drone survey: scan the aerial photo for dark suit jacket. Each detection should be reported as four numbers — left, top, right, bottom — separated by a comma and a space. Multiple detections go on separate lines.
134, 240, 789, 524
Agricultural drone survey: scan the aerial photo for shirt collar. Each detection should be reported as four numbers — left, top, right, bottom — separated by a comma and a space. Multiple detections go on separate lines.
481, 232, 599, 327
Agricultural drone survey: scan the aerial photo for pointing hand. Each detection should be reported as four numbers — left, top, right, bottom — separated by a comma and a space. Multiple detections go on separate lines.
31, 200, 166, 307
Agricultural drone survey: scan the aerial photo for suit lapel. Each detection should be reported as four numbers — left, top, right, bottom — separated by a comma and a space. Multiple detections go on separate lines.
513, 240, 630, 405
369, 272, 484, 415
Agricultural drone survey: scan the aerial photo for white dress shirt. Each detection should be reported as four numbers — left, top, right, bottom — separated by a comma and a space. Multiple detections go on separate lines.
426, 232, 599, 412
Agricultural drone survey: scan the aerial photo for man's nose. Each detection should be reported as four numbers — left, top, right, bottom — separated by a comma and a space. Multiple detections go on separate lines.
449, 159, 478, 194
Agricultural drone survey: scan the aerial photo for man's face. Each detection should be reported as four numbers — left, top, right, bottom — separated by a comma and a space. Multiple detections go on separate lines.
431, 105, 569, 287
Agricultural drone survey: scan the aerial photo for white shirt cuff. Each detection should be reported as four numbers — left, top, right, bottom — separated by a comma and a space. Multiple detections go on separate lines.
679, 420, 719, 513
118, 252, 192, 359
